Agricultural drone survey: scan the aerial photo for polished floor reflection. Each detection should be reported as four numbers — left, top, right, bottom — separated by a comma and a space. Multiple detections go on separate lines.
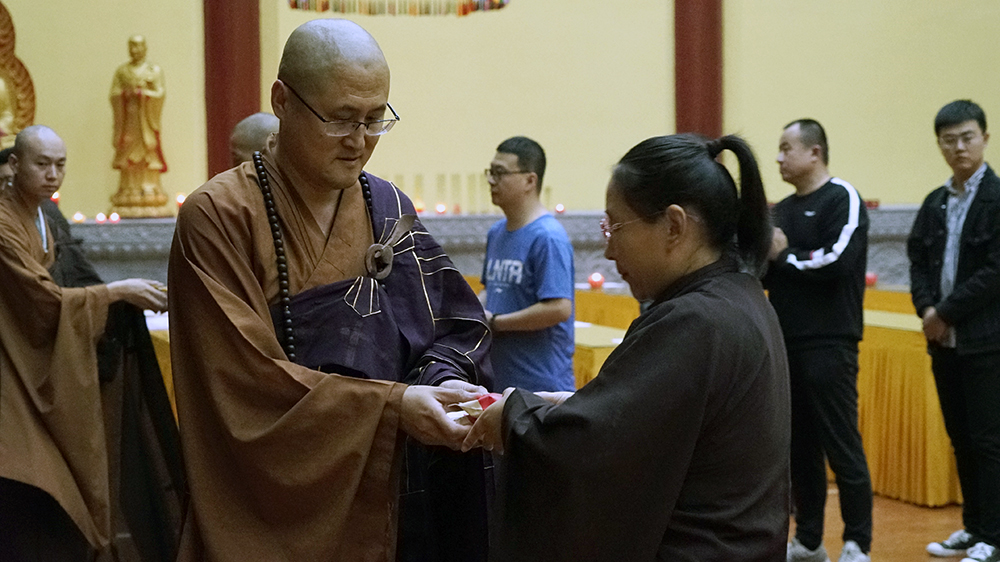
790, 488, 964, 561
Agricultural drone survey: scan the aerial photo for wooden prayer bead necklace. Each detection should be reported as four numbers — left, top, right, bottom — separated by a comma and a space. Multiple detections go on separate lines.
252, 151, 374, 361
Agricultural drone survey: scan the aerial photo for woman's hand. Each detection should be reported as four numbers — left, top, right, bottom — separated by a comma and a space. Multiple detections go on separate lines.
462, 387, 515, 454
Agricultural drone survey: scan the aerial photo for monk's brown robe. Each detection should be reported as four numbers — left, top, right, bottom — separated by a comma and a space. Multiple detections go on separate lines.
0, 188, 112, 548
169, 146, 491, 561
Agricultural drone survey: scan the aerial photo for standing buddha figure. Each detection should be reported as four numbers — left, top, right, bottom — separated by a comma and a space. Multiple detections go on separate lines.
110, 35, 170, 216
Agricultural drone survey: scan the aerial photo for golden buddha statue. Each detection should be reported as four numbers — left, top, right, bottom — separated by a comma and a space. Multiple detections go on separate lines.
0, 77, 15, 148
0, 2, 35, 150
110, 35, 171, 217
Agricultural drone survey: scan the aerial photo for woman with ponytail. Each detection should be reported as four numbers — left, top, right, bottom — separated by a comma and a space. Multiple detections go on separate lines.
464, 134, 791, 562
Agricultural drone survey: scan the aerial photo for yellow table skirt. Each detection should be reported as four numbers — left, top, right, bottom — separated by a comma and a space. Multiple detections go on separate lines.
149, 330, 176, 420
573, 322, 626, 389
858, 325, 961, 506
568, 289, 961, 507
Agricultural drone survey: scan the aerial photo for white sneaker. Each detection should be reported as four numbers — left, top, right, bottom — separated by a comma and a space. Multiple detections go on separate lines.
928, 530, 978, 557
961, 542, 999, 562
787, 537, 831, 562
839, 540, 870, 562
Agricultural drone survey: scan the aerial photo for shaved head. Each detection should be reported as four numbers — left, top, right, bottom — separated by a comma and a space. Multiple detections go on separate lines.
13, 125, 64, 158
271, 19, 392, 192
277, 19, 389, 98
10, 125, 67, 204
230, 112, 280, 166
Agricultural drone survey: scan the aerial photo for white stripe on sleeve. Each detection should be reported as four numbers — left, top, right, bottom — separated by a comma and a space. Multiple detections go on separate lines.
786, 178, 861, 271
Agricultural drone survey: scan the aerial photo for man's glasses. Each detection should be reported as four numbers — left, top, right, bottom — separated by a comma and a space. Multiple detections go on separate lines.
484, 168, 532, 180
938, 132, 980, 150
285, 82, 399, 137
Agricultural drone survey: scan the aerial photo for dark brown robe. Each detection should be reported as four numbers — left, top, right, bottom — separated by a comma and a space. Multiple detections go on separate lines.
169, 145, 491, 561
493, 258, 791, 562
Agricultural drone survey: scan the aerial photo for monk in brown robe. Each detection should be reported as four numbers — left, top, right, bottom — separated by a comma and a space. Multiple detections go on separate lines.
0, 125, 168, 560
169, 20, 492, 561
229, 112, 279, 167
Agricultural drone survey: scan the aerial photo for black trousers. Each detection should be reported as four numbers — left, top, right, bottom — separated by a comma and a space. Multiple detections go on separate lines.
930, 347, 1000, 546
789, 342, 873, 552
0, 478, 93, 561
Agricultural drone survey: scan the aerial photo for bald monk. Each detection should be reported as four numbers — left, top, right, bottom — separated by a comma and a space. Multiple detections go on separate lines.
0, 125, 168, 560
169, 19, 493, 561
229, 112, 280, 167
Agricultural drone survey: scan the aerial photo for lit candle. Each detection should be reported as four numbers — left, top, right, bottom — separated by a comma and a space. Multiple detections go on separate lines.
51, 191, 60, 205
414, 174, 424, 210
555, 203, 566, 214
72, 212, 85, 223
466, 173, 479, 214
479, 174, 491, 213
435, 203, 447, 214
588, 272, 605, 290
109, 212, 121, 223
450, 173, 462, 215
414, 199, 426, 214
176, 193, 186, 208
436, 174, 447, 212
95, 213, 107, 223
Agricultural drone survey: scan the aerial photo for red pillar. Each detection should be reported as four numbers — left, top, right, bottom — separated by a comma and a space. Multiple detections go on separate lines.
674, 0, 723, 138
203, 1, 260, 178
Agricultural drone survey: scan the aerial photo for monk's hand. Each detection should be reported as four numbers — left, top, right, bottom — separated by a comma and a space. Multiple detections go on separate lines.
534, 391, 574, 406
107, 279, 168, 313
439, 378, 488, 396
462, 387, 515, 454
400, 385, 475, 450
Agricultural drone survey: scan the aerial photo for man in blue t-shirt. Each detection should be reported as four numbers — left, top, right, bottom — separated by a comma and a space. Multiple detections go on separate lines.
481, 136, 575, 392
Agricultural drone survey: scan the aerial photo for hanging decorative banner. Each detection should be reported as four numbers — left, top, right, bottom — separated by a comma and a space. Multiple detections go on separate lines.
289, 0, 511, 16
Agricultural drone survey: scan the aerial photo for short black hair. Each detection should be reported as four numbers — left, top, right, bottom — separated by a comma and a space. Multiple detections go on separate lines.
935, 100, 987, 136
496, 136, 546, 193
784, 118, 829, 165
0, 147, 12, 165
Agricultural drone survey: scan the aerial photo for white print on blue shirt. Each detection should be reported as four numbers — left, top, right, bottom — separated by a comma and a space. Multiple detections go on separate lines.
486, 258, 524, 285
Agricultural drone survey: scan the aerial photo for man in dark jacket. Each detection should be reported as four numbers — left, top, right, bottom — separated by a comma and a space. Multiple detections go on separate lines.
908, 100, 1000, 562
765, 119, 872, 562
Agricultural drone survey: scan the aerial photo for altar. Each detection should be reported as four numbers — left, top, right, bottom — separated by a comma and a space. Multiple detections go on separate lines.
72, 204, 919, 287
